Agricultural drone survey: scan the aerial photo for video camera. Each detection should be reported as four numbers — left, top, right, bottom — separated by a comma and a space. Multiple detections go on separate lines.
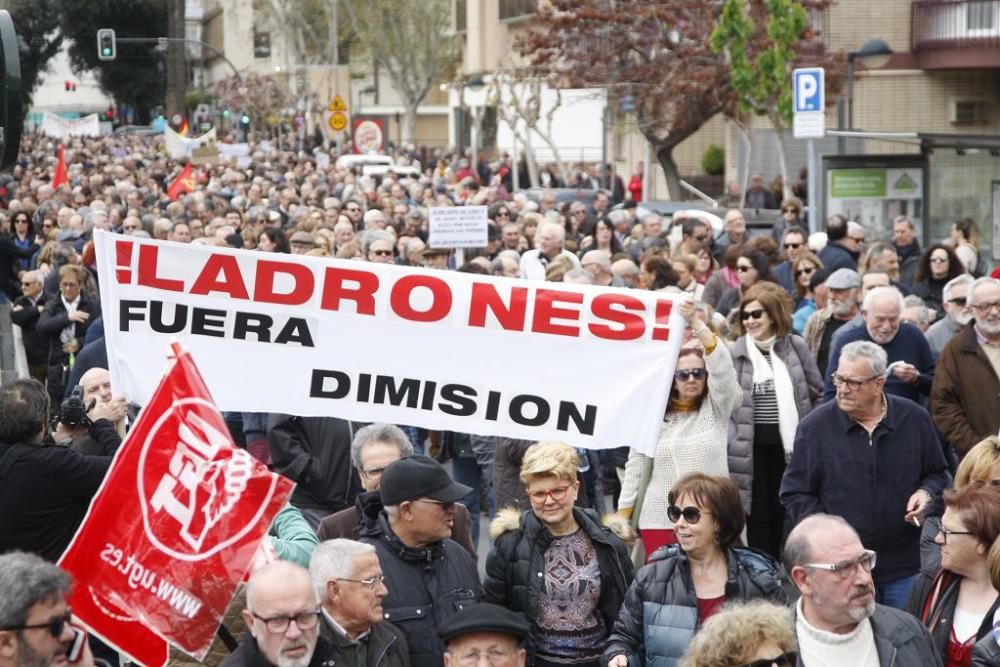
56, 385, 92, 429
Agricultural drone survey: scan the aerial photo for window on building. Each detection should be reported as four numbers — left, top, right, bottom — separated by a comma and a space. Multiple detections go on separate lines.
967, 1, 996, 31
499, 0, 536, 21
456, 0, 467, 32
254, 30, 271, 58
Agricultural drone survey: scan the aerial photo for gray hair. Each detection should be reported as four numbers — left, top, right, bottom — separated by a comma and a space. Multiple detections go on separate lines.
309, 539, 376, 600
491, 255, 517, 276
847, 221, 865, 237
861, 285, 904, 314
783, 514, 858, 573
892, 215, 914, 229
350, 423, 412, 468
902, 296, 929, 326
563, 267, 594, 284
945, 274, 974, 299
0, 552, 71, 628
967, 277, 1000, 307
839, 340, 888, 377
361, 230, 395, 255
538, 220, 565, 242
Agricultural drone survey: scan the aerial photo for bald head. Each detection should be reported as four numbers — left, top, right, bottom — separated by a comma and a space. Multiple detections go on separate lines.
80, 367, 112, 404
784, 514, 859, 571
611, 258, 640, 288
246, 561, 317, 610
244, 561, 320, 667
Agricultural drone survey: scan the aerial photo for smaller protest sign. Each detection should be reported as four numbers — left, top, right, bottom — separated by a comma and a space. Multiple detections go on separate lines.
428, 205, 488, 249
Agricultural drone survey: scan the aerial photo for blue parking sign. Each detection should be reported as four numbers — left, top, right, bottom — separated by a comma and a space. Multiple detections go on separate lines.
793, 68, 824, 113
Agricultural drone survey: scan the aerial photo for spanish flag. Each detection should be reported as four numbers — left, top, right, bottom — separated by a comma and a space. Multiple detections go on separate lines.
178, 117, 189, 136
166, 163, 195, 200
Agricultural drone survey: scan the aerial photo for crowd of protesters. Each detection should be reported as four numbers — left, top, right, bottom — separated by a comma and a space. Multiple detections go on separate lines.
4, 128, 1000, 667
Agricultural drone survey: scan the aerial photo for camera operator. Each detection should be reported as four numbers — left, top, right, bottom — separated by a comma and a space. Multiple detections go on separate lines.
0, 378, 120, 562
49, 383, 125, 456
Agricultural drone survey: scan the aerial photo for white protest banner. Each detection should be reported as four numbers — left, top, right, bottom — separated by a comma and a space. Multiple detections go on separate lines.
165, 126, 217, 159
428, 205, 489, 248
40, 112, 101, 139
94, 232, 685, 454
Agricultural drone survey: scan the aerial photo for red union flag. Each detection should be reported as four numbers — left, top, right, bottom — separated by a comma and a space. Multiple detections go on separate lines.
59, 342, 294, 663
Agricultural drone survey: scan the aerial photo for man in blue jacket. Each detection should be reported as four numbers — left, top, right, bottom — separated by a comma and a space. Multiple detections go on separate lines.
822, 286, 935, 402
781, 340, 951, 610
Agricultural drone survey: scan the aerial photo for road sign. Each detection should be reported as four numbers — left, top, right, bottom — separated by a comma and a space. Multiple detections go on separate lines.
792, 67, 825, 139
328, 112, 348, 132
793, 68, 824, 112
328, 94, 347, 113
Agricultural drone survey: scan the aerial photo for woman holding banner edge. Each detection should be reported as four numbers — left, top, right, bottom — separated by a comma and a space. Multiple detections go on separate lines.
617, 295, 741, 559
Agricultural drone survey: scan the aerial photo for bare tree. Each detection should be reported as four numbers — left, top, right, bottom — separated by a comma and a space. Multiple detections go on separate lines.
340, 0, 459, 144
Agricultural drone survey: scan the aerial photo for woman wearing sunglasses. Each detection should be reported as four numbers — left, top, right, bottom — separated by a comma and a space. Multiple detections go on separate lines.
605, 474, 786, 667
905, 484, 1000, 667
715, 249, 776, 322
912, 243, 966, 315
618, 296, 740, 558
729, 282, 823, 560
680, 600, 797, 667
790, 252, 823, 313
485, 441, 634, 667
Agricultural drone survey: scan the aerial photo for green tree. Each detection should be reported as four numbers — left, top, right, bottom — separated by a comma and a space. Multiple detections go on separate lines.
2, 0, 63, 113
55, 0, 167, 121
711, 0, 841, 198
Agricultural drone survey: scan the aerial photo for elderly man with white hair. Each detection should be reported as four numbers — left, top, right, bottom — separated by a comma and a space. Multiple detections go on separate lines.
580, 250, 621, 287
518, 221, 580, 280
924, 274, 973, 357
309, 539, 410, 667
822, 286, 935, 403
363, 209, 387, 231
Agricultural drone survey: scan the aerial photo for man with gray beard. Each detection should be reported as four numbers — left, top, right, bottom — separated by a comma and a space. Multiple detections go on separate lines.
932, 277, 1000, 458
924, 274, 973, 357
803, 268, 861, 374
785, 515, 940, 666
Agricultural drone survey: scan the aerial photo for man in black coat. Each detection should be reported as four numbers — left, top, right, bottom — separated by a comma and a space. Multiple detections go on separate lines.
359, 456, 482, 667
0, 378, 121, 561
10, 269, 48, 383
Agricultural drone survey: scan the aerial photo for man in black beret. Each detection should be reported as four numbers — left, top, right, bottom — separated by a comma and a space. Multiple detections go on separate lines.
440, 604, 529, 667
358, 455, 482, 667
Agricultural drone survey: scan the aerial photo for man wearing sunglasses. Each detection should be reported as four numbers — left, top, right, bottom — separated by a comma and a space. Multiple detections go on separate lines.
360, 455, 482, 667
785, 515, 940, 666
309, 539, 409, 667
771, 227, 808, 294
0, 551, 99, 667
782, 341, 950, 610
924, 274, 972, 358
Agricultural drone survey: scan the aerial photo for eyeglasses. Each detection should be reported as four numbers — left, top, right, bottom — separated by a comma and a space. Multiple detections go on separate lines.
666, 505, 712, 524
336, 574, 386, 590
674, 368, 706, 381
42, 222, 54, 228
784, 242, 803, 250
741, 308, 766, 321
736, 265, 753, 273
360, 466, 387, 480
831, 373, 880, 391
971, 301, 1000, 314
948, 297, 968, 306
0, 608, 73, 637
939, 527, 974, 544
370, 249, 394, 257
782, 207, 799, 214
742, 651, 798, 667
527, 484, 573, 504
496, 211, 510, 217
21, 281, 35, 287
849, 236, 865, 243
796, 267, 815, 277
346, 206, 361, 212
412, 498, 457, 511
451, 648, 518, 666
929, 256, 949, 264
251, 609, 321, 634
802, 549, 877, 581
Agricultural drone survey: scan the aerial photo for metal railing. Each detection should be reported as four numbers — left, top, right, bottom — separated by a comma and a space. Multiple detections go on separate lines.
912, 0, 1000, 51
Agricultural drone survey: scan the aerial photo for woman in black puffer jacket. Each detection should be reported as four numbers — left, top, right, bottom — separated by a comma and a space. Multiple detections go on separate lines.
484, 442, 635, 667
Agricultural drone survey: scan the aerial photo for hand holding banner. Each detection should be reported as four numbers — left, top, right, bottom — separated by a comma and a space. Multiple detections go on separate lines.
59, 343, 294, 664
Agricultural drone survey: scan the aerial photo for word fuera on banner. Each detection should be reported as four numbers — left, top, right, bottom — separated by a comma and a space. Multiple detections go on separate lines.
94, 232, 685, 455
59, 342, 295, 663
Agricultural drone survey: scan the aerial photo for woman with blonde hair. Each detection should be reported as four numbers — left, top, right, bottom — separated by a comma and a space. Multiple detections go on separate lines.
972, 538, 1000, 665
953, 217, 982, 275
485, 441, 634, 667
681, 600, 797, 667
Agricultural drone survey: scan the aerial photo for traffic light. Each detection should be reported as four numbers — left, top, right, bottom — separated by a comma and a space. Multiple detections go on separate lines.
97, 29, 116, 61
104, 108, 114, 121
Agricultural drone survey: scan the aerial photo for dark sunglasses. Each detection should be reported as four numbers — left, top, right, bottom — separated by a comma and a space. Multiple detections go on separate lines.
666, 505, 711, 524
784, 242, 802, 250
782, 207, 799, 214
742, 652, 797, 667
370, 249, 393, 256
674, 368, 705, 381
736, 265, 753, 273
0, 608, 72, 638
795, 266, 815, 276
741, 308, 766, 321
948, 297, 967, 305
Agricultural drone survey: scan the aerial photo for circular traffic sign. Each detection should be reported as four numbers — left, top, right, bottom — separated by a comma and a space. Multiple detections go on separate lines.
329, 112, 348, 132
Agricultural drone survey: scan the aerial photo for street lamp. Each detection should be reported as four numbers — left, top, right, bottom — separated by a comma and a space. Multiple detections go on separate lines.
837, 38, 893, 153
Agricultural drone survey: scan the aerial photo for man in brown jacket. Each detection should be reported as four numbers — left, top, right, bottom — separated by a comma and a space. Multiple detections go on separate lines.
931, 277, 1000, 458
316, 423, 477, 560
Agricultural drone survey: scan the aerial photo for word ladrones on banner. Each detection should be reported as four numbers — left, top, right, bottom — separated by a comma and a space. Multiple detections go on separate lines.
60, 343, 294, 663
95, 233, 684, 454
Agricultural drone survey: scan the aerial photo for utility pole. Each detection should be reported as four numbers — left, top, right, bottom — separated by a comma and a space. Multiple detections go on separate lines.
166, 0, 186, 118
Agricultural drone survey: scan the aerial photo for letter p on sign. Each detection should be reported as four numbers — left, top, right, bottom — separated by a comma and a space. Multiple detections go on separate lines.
793, 68, 824, 113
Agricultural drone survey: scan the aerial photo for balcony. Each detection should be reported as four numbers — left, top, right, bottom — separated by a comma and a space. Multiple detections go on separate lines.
912, 0, 1000, 68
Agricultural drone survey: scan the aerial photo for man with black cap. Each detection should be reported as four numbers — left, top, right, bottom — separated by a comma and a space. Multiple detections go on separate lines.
439, 604, 529, 667
359, 455, 482, 667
